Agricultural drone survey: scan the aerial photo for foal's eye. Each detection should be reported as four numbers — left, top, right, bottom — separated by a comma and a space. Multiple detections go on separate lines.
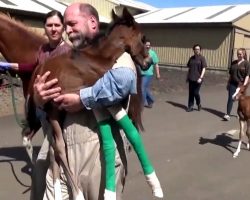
141, 35, 146, 43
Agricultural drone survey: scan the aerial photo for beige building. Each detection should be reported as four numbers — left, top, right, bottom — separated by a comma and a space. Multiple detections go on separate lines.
135, 4, 250, 70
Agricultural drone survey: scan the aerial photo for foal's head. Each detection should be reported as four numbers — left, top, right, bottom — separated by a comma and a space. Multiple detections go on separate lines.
232, 83, 249, 100
108, 8, 148, 67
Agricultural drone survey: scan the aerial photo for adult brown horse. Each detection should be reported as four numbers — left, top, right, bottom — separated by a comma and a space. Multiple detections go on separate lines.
0, 13, 47, 96
0, 12, 47, 162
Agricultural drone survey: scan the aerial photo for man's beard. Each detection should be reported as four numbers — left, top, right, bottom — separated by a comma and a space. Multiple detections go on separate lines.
69, 33, 86, 49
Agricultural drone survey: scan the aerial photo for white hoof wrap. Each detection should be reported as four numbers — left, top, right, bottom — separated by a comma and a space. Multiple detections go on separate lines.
146, 171, 164, 198
104, 189, 116, 200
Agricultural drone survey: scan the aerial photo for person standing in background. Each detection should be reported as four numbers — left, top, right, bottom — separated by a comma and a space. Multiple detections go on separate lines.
223, 48, 250, 121
141, 39, 160, 108
186, 44, 207, 112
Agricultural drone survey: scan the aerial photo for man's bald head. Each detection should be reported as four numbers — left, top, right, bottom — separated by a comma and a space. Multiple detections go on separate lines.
64, 3, 99, 23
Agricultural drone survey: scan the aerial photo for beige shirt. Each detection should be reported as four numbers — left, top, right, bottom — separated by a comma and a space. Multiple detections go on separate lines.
112, 52, 136, 73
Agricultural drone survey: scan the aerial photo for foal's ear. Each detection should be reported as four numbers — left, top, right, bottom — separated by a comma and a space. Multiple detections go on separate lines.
122, 7, 134, 24
111, 9, 119, 22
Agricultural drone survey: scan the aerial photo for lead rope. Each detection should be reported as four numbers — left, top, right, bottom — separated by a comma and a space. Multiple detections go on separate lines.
6, 71, 27, 128
6, 71, 34, 164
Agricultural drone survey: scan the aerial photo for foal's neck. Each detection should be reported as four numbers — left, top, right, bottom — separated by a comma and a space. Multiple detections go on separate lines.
96, 35, 126, 63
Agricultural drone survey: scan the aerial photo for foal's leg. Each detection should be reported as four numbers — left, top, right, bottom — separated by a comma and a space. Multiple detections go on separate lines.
49, 116, 84, 200
233, 119, 245, 158
49, 146, 62, 200
93, 108, 116, 200
245, 119, 250, 150
107, 105, 163, 198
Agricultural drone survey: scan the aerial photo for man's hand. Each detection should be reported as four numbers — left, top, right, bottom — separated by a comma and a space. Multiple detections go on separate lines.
54, 93, 84, 113
33, 71, 61, 107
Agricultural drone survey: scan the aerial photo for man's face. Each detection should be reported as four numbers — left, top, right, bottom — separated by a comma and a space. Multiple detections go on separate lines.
64, 9, 90, 48
64, 6, 99, 48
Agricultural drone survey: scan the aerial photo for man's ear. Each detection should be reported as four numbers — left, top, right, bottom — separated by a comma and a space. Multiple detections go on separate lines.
89, 15, 98, 29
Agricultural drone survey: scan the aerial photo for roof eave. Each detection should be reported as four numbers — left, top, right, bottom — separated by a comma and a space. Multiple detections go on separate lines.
139, 22, 233, 27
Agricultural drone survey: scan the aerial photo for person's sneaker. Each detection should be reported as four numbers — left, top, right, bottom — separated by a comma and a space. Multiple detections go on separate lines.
186, 107, 193, 112
197, 104, 202, 111
144, 104, 153, 108
223, 114, 230, 121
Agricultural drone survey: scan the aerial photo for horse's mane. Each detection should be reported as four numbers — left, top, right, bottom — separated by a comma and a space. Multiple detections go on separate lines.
88, 15, 135, 48
107, 15, 135, 35
0, 12, 47, 43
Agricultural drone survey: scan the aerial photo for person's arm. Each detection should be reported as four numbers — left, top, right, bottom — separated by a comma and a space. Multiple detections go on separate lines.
198, 67, 206, 83
54, 53, 136, 113
0, 61, 16, 71
151, 51, 160, 79
54, 67, 135, 112
186, 58, 191, 82
0, 61, 37, 72
155, 63, 160, 79
243, 75, 249, 86
243, 61, 250, 86
198, 56, 207, 83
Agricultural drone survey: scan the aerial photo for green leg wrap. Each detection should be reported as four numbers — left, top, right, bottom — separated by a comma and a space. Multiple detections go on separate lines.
117, 115, 154, 175
98, 119, 116, 192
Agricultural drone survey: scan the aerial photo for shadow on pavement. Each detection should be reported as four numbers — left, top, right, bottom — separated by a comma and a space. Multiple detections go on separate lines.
201, 107, 224, 118
166, 100, 186, 111
199, 133, 239, 154
0, 146, 39, 191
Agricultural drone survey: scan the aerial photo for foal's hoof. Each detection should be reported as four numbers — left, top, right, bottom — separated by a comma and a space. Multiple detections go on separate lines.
233, 154, 238, 158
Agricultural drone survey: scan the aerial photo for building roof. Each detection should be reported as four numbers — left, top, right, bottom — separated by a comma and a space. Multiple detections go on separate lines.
135, 4, 250, 24
110, 0, 156, 11
0, 0, 110, 23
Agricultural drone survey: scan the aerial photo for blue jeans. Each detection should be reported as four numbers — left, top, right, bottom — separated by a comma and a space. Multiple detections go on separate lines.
226, 83, 237, 115
141, 75, 154, 106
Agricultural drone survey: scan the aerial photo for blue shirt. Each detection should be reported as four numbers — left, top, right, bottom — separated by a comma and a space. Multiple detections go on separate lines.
80, 67, 137, 110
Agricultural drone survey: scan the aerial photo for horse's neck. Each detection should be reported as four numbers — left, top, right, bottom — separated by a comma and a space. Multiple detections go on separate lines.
92, 36, 125, 63
0, 16, 46, 63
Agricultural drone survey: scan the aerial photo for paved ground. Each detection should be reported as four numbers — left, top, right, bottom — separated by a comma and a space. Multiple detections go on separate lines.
1, 68, 250, 200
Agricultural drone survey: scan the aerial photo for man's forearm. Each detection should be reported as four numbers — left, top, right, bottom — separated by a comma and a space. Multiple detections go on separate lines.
80, 68, 136, 110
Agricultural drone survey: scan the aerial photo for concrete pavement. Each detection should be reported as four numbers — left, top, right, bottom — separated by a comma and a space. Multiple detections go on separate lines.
0, 83, 249, 200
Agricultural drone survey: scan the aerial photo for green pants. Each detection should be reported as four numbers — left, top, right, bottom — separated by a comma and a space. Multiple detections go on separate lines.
98, 114, 154, 192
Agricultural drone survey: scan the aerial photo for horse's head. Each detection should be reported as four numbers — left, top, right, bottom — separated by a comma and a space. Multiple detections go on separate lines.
232, 83, 248, 100
109, 8, 148, 68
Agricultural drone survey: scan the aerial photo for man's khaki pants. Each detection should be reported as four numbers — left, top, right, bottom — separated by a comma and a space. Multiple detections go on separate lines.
43, 111, 127, 200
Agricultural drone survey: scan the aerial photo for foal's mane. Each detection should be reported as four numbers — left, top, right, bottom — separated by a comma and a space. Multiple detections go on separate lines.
106, 14, 135, 35
0, 12, 46, 43
89, 13, 136, 47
